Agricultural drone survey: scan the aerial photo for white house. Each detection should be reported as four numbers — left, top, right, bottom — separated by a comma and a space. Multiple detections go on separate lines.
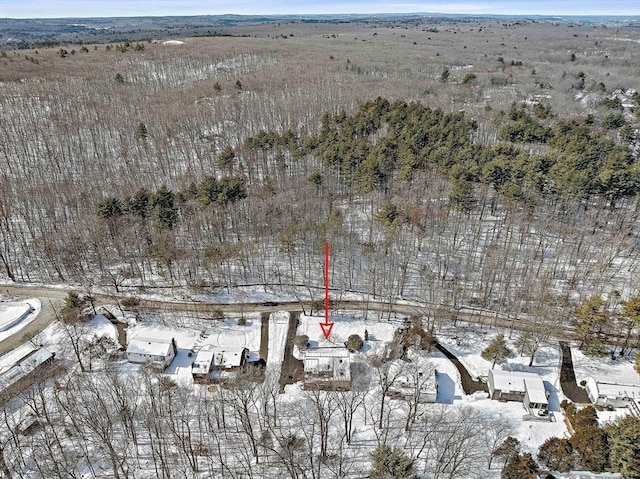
211, 347, 249, 371
488, 369, 549, 417
386, 359, 438, 403
0, 345, 55, 396
126, 337, 177, 370
584, 376, 640, 411
303, 346, 351, 391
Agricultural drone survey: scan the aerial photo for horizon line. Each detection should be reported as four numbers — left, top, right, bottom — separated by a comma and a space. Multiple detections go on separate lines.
2, 12, 640, 20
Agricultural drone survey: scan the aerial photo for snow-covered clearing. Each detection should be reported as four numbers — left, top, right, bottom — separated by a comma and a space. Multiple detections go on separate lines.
298, 311, 399, 352
0, 298, 40, 341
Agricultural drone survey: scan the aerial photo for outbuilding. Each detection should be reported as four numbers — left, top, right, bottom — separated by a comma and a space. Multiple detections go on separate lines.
584, 376, 640, 413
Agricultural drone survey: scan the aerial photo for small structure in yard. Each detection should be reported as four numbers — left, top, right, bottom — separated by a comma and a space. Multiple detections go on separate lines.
126, 337, 177, 370
302, 346, 351, 391
488, 369, 549, 419
584, 376, 640, 414
0, 345, 55, 398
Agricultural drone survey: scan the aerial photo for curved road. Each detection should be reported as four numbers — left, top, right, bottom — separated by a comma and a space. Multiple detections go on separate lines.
1, 285, 66, 356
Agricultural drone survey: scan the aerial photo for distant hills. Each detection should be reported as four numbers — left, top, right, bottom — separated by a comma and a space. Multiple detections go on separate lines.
0, 13, 638, 48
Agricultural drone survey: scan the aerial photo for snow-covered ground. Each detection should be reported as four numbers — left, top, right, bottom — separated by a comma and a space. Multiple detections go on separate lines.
3, 298, 638, 478
267, 311, 289, 367
298, 311, 400, 353
0, 298, 41, 342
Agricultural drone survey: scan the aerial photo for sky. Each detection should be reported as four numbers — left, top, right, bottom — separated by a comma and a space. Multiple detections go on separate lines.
1, 0, 639, 19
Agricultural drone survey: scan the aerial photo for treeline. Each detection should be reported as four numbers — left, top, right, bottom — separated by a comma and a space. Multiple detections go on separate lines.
535, 404, 640, 478
97, 174, 247, 229
249, 97, 639, 208
113, 97, 638, 232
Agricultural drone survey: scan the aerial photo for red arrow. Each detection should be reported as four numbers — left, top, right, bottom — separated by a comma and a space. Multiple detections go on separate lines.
319, 242, 334, 340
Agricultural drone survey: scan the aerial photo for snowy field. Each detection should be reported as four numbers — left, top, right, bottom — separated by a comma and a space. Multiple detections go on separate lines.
298, 311, 400, 352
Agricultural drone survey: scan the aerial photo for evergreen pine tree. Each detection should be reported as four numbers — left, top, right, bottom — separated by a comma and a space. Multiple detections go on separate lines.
501, 453, 539, 479
370, 445, 417, 479
135, 122, 148, 141
606, 415, 640, 479
481, 333, 514, 368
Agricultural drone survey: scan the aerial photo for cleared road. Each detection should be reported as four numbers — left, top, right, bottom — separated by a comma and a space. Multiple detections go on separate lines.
0, 285, 68, 356
0, 283, 630, 357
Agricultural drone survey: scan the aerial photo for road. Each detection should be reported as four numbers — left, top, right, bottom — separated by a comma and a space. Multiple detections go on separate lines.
0, 283, 633, 357
0, 285, 67, 356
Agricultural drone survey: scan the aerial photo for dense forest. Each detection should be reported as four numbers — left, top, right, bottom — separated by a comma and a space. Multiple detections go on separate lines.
1, 17, 639, 324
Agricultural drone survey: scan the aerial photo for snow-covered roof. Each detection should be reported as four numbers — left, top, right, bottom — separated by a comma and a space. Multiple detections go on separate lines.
588, 377, 640, 400
211, 348, 246, 368
490, 369, 546, 402
192, 349, 215, 374
0, 345, 54, 391
303, 347, 351, 382
304, 346, 349, 359
524, 377, 547, 404
0, 301, 34, 332
126, 337, 173, 357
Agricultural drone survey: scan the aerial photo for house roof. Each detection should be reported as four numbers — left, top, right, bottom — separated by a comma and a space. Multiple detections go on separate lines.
0, 345, 54, 392
211, 347, 246, 368
126, 337, 173, 357
587, 376, 640, 400
0, 301, 34, 332
490, 369, 547, 402
524, 377, 548, 404
303, 347, 351, 382
192, 349, 215, 373
304, 347, 350, 359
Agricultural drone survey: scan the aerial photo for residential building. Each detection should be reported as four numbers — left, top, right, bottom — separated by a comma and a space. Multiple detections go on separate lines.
488, 369, 549, 417
0, 345, 55, 398
584, 376, 640, 414
302, 346, 351, 391
126, 336, 177, 370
